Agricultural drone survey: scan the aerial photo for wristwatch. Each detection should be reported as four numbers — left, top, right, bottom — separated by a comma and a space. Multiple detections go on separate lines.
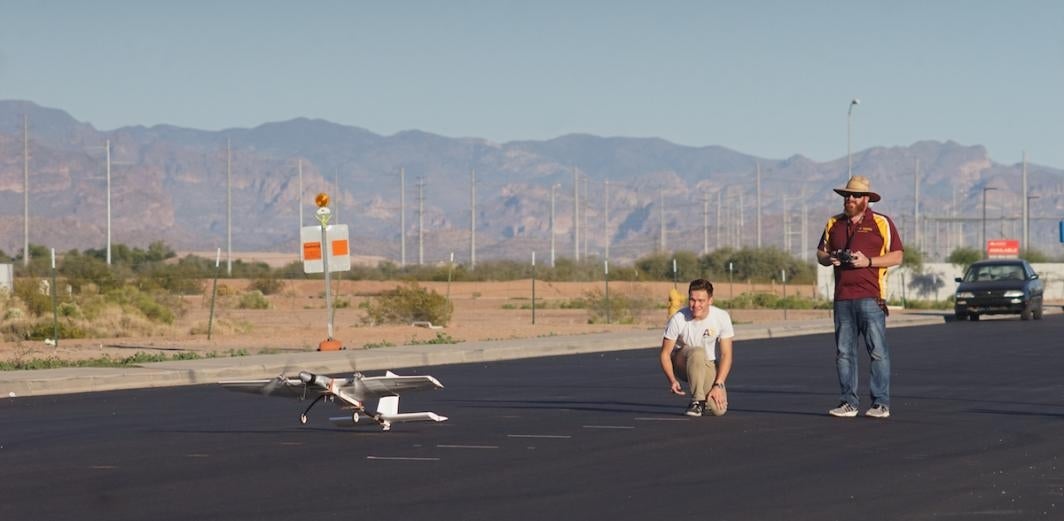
712, 382, 725, 390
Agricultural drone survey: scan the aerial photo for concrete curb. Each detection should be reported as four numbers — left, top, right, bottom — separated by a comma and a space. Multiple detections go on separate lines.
0, 314, 947, 398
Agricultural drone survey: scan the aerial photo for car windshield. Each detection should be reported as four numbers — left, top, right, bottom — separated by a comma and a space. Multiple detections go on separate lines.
964, 264, 1025, 282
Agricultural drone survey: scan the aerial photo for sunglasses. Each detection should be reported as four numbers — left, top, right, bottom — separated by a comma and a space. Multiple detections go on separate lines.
840, 192, 868, 199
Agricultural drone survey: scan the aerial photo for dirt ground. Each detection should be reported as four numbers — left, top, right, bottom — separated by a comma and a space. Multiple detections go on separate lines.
0, 279, 827, 364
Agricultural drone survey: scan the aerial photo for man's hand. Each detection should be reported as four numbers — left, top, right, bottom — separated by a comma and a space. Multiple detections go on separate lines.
818, 249, 841, 267
669, 380, 685, 396
708, 386, 727, 410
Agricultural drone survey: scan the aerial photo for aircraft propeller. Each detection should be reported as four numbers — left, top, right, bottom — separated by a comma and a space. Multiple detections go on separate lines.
260, 359, 296, 397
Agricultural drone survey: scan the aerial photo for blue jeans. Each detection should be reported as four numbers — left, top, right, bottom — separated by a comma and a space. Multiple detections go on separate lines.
833, 298, 890, 407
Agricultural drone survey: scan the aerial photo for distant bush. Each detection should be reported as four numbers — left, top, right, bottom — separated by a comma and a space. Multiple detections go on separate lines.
716, 292, 832, 310
409, 332, 462, 345
13, 279, 54, 317
101, 286, 178, 324
584, 288, 652, 324
363, 282, 453, 326
238, 290, 271, 310
947, 247, 982, 270
249, 276, 285, 295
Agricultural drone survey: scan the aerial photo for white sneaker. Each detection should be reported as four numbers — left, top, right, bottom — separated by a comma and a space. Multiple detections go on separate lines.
865, 404, 890, 419
828, 402, 859, 417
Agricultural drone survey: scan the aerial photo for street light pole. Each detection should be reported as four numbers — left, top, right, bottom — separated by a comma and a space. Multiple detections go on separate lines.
982, 186, 998, 258
847, 98, 860, 177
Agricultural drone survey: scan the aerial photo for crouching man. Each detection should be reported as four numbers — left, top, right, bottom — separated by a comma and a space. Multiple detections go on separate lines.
658, 278, 735, 417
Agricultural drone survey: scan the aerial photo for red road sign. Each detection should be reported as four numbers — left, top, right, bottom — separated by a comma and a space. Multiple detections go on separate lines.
986, 239, 1020, 257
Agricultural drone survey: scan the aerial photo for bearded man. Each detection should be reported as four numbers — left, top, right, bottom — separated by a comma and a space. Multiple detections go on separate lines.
816, 176, 904, 419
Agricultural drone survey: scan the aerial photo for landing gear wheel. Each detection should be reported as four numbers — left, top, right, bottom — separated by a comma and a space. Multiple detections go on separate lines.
351, 412, 360, 423
300, 414, 309, 425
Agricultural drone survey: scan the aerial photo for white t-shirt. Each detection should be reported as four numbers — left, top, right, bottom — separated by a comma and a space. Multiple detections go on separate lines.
663, 306, 735, 361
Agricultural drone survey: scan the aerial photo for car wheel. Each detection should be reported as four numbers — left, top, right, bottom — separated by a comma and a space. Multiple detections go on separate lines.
969, 313, 980, 321
1021, 307, 1032, 320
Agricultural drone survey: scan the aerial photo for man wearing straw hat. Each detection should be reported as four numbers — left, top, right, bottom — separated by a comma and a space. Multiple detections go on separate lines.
817, 175, 903, 419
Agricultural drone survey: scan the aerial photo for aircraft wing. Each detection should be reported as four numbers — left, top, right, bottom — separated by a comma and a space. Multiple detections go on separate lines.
220, 377, 317, 399
359, 373, 444, 396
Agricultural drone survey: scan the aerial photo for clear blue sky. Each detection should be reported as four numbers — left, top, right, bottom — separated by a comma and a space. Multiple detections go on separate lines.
2, 1, 1062, 167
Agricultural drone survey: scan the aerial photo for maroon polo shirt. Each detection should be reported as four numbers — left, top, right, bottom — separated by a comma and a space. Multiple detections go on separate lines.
817, 208, 903, 301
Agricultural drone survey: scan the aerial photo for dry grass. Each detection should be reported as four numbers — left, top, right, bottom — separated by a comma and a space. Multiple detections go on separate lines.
0, 279, 825, 364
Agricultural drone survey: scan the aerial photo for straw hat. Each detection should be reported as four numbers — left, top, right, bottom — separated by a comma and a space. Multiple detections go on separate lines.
833, 175, 881, 202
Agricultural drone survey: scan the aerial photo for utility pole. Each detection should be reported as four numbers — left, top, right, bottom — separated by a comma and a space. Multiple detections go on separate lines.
572, 167, 579, 261
914, 159, 920, 251
417, 177, 425, 265
400, 167, 406, 266
22, 115, 29, 267
550, 184, 557, 267
702, 191, 709, 254
603, 179, 610, 260
583, 175, 589, 260
105, 140, 112, 265
737, 189, 744, 249
716, 189, 722, 251
782, 192, 790, 254
334, 170, 340, 224
801, 192, 809, 261
298, 160, 304, 261
1022, 151, 1029, 251
226, 139, 232, 276
756, 161, 762, 248
659, 188, 666, 252
470, 168, 476, 269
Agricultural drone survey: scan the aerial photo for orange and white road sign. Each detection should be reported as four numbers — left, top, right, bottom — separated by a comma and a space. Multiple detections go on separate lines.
301, 225, 351, 273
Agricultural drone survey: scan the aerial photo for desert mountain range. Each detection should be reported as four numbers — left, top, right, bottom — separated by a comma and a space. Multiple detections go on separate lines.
1, 100, 1062, 264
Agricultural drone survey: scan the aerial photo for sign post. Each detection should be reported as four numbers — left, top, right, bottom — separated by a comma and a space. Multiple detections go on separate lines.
50, 248, 58, 348
302, 192, 351, 351
208, 248, 220, 340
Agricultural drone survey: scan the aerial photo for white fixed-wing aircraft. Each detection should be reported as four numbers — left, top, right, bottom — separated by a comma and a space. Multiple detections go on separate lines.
221, 370, 447, 431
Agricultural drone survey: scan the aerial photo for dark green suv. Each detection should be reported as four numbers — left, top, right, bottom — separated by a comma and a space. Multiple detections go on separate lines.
954, 259, 1044, 321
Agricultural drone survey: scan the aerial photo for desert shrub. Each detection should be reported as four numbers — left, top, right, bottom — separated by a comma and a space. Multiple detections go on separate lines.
584, 288, 652, 324
249, 276, 285, 295
1020, 248, 1049, 263
716, 292, 831, 310
27, 320, 86, 340
140, 262, 206, 295
101, 286, 177, 324
363, 282, 453, 326
60, 251, 126, 291
238, 290, 271, 310
58, 302, 81, 318
947, 247, 982, 270
13, 278, 54, 317
409, 332, 462, 345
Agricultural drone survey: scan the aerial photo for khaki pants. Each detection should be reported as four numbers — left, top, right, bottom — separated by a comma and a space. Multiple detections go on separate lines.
671, 346, 727, 416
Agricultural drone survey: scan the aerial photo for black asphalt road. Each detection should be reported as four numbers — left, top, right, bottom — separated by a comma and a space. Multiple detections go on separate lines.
2, 316, 1063, 521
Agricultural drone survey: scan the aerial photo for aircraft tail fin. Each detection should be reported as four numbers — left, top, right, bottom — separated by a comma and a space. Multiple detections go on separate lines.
376, 395, 399, 416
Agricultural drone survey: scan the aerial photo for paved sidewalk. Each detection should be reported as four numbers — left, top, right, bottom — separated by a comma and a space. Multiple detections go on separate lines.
0, 313, 948, 398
